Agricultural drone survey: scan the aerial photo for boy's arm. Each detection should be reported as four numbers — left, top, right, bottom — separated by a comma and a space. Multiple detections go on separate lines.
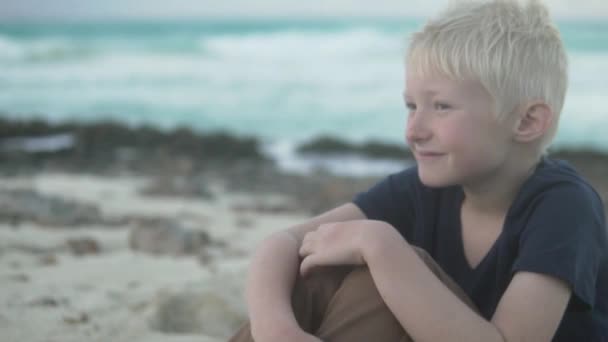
362, 226, 571, 342
491, 271, 571, 341
246, 203, 366, 341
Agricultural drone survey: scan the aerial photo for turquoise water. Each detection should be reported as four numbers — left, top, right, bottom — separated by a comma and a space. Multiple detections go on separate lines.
1, 19, 608, 153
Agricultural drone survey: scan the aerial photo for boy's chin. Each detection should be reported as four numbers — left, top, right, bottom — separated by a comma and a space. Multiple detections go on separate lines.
417, 170, 456, 188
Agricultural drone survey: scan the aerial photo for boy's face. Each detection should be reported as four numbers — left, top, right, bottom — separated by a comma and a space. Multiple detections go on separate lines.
404, 73, 514, 188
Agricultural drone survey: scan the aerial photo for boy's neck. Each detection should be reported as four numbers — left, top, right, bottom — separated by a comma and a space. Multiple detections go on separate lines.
461, 154, 541, 217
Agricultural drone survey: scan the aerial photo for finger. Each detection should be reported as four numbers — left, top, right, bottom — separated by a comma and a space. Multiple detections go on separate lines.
299, 237, 311, 257
300, 255, 316, 277
299, 243, 308, 257
299, 232, 315, 257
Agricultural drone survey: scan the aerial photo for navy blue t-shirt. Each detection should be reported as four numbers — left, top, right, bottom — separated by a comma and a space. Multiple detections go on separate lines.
353, 157, 608, 341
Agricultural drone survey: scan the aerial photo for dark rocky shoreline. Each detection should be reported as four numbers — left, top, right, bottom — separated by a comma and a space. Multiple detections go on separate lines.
1, 118, 607, 214
0, 118, 268, 174
0, 118, 383, 215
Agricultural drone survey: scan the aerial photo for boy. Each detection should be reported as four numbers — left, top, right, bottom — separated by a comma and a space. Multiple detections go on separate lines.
230, 0, 608, 341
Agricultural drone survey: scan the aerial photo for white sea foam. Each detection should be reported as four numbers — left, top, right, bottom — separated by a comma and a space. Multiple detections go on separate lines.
201, 28, 402, 61
263, 140, 411, 177
0, 35, 23, 60
0, 133, 75, 153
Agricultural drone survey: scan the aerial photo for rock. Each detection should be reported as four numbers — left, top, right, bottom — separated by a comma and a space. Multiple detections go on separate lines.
140, 175, 214, 199
220, 162, 379, 215
7, 273, 29, 283
128, 217, 211, 256
230, 202, 297, 214
197, 249, 213, 266
28, 296, 69, 307
63, 312, 89, 325
296, 135, 412, 160
281, 173, 378, 215
127, 280, 140, 290
66, 237, 100, 256
150, 290, 244, 337
0, 189, 104, 227
31, 297, 58, 307
234, 216, 254, 229
6, 243, 60, 256
39, 254, 58, 266
0, 118, 269, 174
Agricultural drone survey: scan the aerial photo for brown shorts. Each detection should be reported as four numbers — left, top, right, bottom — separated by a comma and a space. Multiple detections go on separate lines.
229, 247, 477, 342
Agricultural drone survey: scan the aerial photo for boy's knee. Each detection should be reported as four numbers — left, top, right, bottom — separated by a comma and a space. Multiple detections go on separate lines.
296, 265, 353, 292
333, 266, 383, 301
293, 265, 377, 306
342, 266, 375, 286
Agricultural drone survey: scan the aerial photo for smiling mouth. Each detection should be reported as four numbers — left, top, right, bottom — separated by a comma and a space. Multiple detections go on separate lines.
415, 151, 445, 160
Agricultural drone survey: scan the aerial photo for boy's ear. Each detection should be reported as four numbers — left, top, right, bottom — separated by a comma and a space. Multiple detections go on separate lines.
512, 102, 554, 143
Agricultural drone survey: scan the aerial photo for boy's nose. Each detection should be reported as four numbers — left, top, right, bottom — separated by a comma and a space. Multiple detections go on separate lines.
406, 113, 432, 143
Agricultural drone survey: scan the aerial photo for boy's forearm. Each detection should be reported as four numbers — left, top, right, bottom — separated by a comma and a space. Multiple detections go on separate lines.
362, 228, 504, 342
246, 231, 303, 339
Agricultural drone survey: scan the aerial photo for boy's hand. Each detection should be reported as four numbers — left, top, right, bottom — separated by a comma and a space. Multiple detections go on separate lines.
298, 220, 392, 276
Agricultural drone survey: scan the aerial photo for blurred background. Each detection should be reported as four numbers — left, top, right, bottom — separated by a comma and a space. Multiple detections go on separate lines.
0, 2, 607, 341
1, 0, 608, 175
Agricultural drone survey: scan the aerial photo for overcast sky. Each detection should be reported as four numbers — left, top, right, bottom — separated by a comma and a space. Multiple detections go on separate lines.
1, 0, 607, 20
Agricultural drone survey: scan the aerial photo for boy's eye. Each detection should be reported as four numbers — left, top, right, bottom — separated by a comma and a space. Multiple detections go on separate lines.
405, 102, 417, 111
434, 102, 451, 111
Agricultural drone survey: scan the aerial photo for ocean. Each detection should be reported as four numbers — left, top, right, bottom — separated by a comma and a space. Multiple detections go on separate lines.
1, 19, 607, 173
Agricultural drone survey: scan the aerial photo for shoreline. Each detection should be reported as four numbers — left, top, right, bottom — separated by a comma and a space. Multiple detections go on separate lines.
2, 117, 607, 165
2, 117, 607, 213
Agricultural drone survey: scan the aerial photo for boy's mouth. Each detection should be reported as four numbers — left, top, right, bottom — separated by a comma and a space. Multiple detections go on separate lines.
414, 150, 445, 160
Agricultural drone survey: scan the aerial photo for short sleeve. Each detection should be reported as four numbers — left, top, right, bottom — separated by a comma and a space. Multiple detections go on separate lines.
352, 167, 419, 239
512, 183, 606, 310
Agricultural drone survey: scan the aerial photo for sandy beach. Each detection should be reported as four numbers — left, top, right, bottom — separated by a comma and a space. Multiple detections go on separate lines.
0, 171, 315, 342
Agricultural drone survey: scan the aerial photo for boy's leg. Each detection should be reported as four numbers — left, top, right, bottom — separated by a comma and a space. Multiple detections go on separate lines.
228, 265, 353, 342
315, 247, 478, 342
315, 265, 407, 341
229, 247, 477, 342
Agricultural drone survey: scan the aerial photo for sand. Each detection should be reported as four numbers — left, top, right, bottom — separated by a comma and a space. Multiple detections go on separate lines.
0, 172, 309, 342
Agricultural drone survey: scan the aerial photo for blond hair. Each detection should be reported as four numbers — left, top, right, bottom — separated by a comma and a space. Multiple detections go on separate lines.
406, 0, 568, 148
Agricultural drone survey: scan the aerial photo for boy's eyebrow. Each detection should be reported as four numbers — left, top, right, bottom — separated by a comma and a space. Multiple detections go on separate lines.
402, 90, 441, 99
